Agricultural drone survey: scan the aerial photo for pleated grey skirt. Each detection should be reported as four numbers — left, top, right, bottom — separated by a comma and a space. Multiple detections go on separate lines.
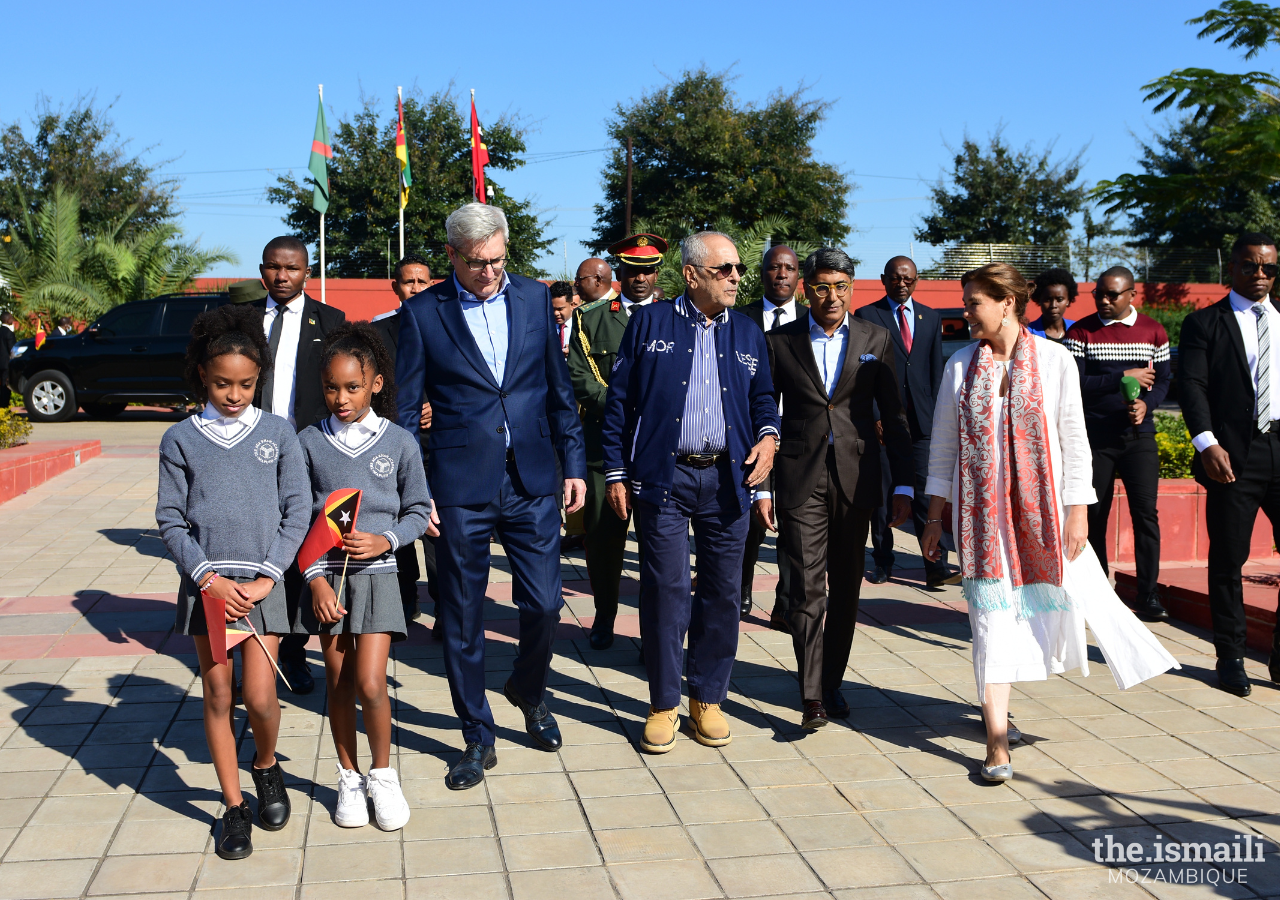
175, 574, 308, 637
310, 572, 407, 642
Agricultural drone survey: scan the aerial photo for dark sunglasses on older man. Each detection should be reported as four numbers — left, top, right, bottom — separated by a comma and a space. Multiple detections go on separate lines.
1239, 261, 1280, 278
698, 263, 748, 279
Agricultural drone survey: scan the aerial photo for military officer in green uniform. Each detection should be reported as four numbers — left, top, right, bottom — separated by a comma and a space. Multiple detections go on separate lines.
568, 233, 668, 650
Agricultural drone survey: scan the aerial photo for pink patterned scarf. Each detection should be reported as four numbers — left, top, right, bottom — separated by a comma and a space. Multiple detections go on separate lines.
957, 327, 1068, 616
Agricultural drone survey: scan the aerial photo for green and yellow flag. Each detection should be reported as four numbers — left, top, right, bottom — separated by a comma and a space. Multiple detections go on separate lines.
309, 95, 332, 214
395, 93, 412, 210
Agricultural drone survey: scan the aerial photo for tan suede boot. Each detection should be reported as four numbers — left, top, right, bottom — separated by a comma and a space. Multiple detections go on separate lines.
641, 707, 679, 753
688, 699, 732, 747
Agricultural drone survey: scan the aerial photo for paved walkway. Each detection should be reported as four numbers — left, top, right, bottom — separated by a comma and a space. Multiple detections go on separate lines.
3, 418, 1280, 899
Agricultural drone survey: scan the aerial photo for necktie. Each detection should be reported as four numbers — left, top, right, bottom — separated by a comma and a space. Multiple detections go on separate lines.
898, 304, 913, 354
262, 306, 285, 414
1256, 303, 1272, 430
558, 323, 565, 346
772, 308, 784, 331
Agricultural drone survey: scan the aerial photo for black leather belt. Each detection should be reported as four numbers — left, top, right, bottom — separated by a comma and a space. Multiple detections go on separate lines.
506, 448, 516, 463
1264, 421, 1280, 434
678, 453, 723, 469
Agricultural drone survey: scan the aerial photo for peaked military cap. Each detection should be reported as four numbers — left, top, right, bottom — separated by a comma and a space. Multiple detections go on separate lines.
607, 233, 667, 267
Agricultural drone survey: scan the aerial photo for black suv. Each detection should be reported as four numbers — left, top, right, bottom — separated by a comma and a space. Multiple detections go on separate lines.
7, 293, 231, 422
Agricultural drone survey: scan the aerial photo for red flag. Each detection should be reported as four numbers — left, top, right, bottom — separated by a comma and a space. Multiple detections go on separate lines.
33, 320, 46, 350
200, 589, 255, 665
470, 91, 489, 204
297, 489, 362, 574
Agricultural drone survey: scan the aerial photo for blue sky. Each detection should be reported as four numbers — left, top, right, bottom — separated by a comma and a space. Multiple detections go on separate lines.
3, 0, 1257, 279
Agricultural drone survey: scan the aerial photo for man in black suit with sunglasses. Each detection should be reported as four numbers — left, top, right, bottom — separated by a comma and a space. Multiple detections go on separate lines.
1181, 232, 1280, 697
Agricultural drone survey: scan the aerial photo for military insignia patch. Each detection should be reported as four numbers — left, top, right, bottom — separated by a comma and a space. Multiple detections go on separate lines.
636, 236, 649, 247
611, 300, 621, 312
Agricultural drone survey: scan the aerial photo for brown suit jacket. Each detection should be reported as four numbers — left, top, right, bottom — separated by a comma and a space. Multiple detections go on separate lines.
765, 315, 914, 511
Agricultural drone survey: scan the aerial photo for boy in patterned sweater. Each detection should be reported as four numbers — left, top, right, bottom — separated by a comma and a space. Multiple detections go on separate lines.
1064, 266, 1172, 622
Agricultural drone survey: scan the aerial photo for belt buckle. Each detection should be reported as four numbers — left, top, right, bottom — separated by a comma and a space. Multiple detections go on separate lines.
687, 454, 716, 469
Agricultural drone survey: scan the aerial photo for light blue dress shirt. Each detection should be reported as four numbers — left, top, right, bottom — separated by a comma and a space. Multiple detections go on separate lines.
457, 273, 511, 446
810, 313, 850, 444
677, 295, 729, 455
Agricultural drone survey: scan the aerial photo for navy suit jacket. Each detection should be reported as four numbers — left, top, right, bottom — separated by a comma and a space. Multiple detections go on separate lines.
854, 297, 944, 438
601, 296, 780, 517
394, 273, 586, 507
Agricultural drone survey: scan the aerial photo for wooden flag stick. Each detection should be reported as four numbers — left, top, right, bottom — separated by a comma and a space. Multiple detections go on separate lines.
241, 617, 292, 693
335, 550, 351, 614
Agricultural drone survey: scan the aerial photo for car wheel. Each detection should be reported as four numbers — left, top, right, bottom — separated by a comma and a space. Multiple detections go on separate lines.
83, 402, 127, 419
23, 370, 77, 423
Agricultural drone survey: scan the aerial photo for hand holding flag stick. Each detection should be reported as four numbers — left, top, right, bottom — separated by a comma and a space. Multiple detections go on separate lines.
199, 581, 292, 691
298, 488, 363, 622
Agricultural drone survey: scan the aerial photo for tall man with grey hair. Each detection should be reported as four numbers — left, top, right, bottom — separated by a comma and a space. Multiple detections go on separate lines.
396, 203, 587, 788
602, 231, 780, 753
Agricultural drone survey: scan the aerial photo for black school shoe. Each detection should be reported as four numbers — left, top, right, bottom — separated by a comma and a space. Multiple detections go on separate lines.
216, 800, 253, 860
1217, 658, 1252, 697
250, 760, 290, 830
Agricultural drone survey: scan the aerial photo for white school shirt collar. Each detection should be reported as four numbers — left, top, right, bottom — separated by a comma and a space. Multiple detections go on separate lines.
323, 409, 388, 456
1100, 307, 1138, 326
194, 404, 260, 449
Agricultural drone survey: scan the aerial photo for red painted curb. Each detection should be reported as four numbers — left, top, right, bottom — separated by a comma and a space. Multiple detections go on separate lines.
0, 440, 101, 504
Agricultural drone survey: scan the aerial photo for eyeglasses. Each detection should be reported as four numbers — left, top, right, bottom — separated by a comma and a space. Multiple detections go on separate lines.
885, 274, 917, 284
621, 265, 660, 275
573, 273, 604, 284
1092, 288, 1135, 302
455, 253, 507, 273
698, 263, 748, 279
1239, 261, 1280, 278
808, 281, 852, 299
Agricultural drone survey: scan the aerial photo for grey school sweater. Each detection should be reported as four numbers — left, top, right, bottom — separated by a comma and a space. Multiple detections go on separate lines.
156, 409, 311, 584
297, 414, 432, 581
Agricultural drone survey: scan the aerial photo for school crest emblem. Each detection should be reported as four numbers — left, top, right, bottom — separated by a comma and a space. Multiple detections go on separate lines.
370, 454, 395, 478
254, 439, 279, 464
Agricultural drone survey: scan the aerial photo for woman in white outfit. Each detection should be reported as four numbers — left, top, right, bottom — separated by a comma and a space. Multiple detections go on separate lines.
921, 263, 1179, 783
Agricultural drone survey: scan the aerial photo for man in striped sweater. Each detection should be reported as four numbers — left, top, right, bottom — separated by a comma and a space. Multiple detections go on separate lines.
1064, 266, 1172, 622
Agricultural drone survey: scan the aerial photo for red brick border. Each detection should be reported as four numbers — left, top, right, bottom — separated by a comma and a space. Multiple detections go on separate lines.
0, 440, 101, 504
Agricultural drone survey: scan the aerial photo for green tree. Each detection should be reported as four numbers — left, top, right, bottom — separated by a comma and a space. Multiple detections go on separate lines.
0, 185, 235, 321
589, 69, 852, 253
1072, 208, 1132, 281
0, 98, 178, 242
267, 88, 551, 278
1094, 2, 1280, 242
915, 130, 1087, 246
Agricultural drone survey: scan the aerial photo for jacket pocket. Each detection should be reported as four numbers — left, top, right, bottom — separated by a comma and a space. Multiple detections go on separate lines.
780, 438, 805, 457
430, 426, 468, 450
781, 417, 807, 436
538, 417, 551, 437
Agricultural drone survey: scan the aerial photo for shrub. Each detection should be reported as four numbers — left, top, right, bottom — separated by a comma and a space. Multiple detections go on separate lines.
0, 409, 32, 449
1154, 412, 1194, 478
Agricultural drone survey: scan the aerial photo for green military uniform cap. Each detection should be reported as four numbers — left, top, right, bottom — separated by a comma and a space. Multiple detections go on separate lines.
228, 279, 268, 303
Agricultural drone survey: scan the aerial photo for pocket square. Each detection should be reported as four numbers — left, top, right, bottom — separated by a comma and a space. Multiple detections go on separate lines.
859, 353, 877, 362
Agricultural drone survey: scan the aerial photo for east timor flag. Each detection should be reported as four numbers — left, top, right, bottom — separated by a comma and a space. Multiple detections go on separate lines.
297, 488, 361, 573
200, 589, 254, 666
33, 320, 46, 350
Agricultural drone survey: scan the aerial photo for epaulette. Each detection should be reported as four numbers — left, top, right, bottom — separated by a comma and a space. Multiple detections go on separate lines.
579, 298, 610, 313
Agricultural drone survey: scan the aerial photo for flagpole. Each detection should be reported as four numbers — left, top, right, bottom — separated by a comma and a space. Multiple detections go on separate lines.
319, 84, 327, 306
470, 88, 477, 202
398, 86, 405, 261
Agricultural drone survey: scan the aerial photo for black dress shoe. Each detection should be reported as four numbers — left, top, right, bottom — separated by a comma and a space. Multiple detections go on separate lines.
446, 743, 497, 790
250, 759, 290, 831
768, 610, 792, 635
215, 800, 253, 860
801, 701, 828, 729
589, 619, 615, 651
504, 681, 563, 751
1133, 591, 1169, 622
560, 534, 584, 551
925, 567, 963, 587
823, 689, 851, 718
279, 658, 314, 695
431, 619, 444, 642
740, 589, 754, 620
1217, 658, 1253, 697
870, 566, 890, 585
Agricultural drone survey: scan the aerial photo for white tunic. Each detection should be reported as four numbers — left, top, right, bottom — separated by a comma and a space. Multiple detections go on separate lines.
927, 336, 1179, 701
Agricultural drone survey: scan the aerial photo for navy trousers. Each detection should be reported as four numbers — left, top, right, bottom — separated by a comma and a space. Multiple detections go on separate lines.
635, 460, 750, 709
436, 459, 562, 746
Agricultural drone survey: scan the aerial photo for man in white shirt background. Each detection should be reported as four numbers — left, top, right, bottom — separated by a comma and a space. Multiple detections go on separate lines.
250, 235, 346, 694
737, 245, 800, 629
550, 281, 575, 357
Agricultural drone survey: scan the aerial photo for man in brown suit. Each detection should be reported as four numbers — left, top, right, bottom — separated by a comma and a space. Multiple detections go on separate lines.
754, 248, 914, 729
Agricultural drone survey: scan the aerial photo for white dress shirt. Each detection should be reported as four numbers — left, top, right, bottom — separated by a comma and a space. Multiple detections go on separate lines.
890, 297, 915, 341
263, 293, 305, 427
199, 403, 260, 441
1191, 290, 1280, 452
763, 297, 798, 331
1101, 307, 1139, 327
328, 409, 383, 449
620, 296, 653, 317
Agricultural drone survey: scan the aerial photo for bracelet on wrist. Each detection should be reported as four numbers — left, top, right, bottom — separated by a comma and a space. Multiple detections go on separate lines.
926, 518, 944, 525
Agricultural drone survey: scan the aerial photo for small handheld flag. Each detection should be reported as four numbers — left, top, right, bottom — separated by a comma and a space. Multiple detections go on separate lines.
198, 587, 292, 689
470, 89, 489, 204
396, 91, 412, 210
309, 94, 333, 215
33, 320, 46, 350
297, 489, 362, 574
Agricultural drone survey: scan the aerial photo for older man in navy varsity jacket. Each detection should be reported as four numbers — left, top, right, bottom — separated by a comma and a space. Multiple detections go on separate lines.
602, 231, 780, 755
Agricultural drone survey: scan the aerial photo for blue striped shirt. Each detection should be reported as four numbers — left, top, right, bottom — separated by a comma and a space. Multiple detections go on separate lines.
677, 295, 729, 455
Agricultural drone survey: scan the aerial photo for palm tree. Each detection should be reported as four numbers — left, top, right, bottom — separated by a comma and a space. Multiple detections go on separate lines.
0, 185, 236, 321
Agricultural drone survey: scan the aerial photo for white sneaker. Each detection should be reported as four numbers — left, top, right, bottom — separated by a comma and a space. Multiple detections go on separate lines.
334, 764, 369, 828
366, 767, 410, 831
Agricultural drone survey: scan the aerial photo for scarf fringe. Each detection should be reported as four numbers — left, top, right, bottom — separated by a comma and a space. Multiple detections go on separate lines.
963, 577, 1073, 620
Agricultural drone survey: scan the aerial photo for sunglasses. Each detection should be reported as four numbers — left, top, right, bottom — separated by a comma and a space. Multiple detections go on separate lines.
698, 263, 748, 279
1239, 261, 1280, 278
1092, 288, 1134, 302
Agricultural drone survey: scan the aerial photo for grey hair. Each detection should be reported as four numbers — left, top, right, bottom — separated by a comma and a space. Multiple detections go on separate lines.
681, 231, 736, 267
803, 247, 856, 281
445, 203, 509, 248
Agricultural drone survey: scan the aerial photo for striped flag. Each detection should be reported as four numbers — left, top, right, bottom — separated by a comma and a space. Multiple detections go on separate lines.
470, 91, 489, 204
396, 94, 412, 210
309, 95, 333, 214
33, 320, 46, 350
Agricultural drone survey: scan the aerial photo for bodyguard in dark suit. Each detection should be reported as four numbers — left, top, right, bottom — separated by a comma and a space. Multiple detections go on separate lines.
251, 236, 346, 694
1180, 232, 1280, 697
395, 203, 586, 788
602, 232, 780, 754
0, 312, 15, 408
735, 245, 800, 629
757, 249, 914, 728
854, 256, 953, 585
